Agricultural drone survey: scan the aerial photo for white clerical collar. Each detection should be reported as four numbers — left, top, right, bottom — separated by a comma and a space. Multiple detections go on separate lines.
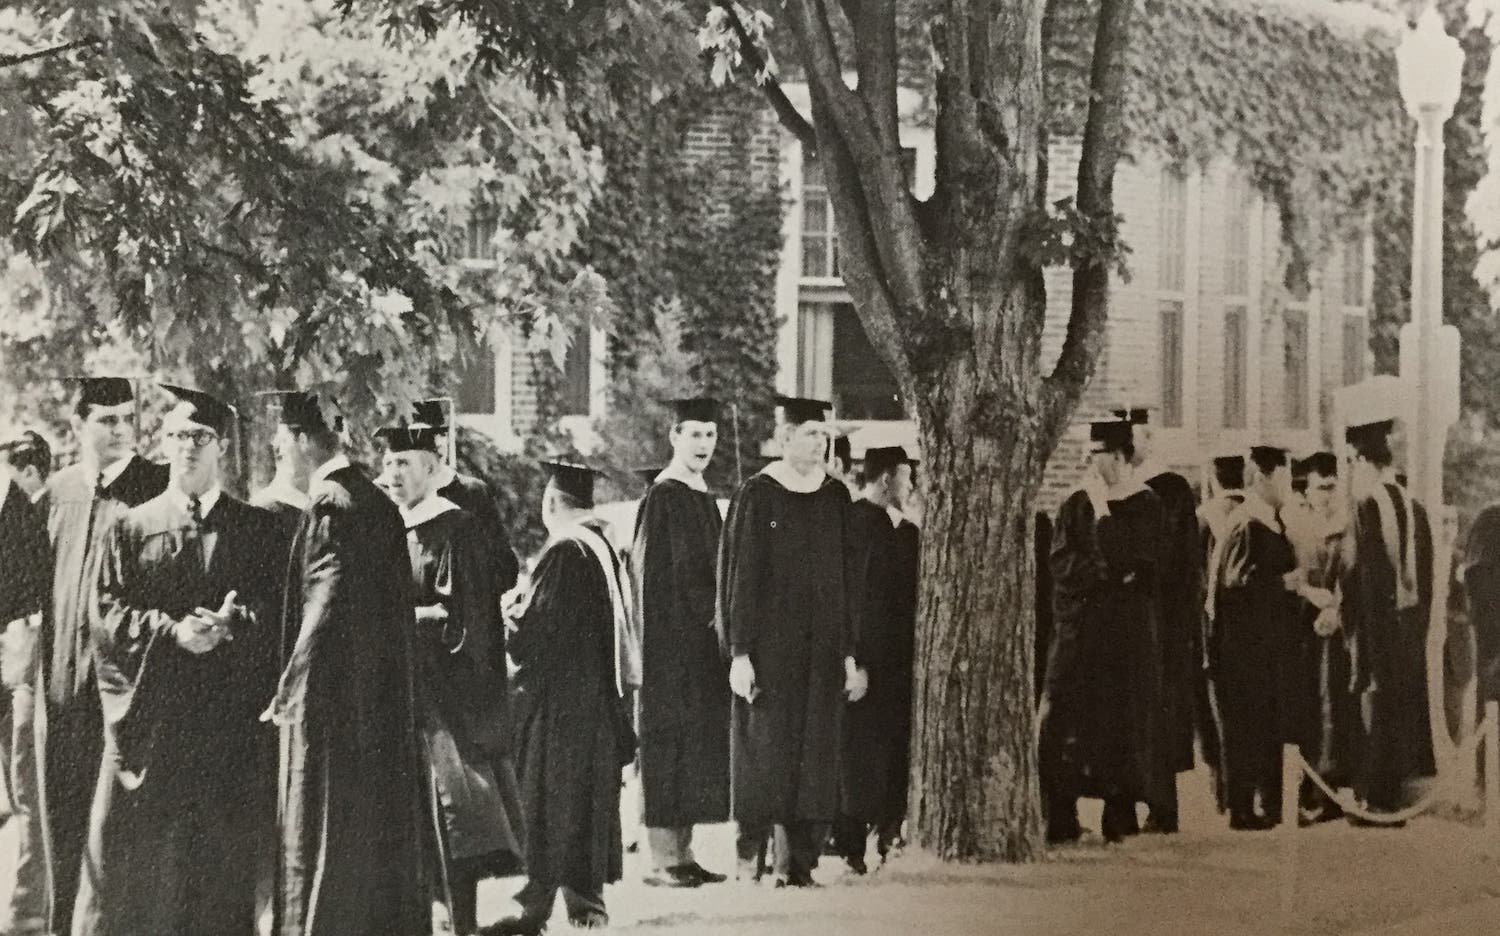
400, 492, 460, 529
258, 479, 310, 512
310, 454, 351, 487
759, 460, 826, 494
170, 484, 222, 517
658, 462, 708, 492
433, 464, 458, 490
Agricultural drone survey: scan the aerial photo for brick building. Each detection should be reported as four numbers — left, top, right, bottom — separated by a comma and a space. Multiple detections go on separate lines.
457, 6, 1386, 515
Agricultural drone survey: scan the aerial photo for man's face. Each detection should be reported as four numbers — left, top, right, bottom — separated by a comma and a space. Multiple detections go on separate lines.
1262, 463, 1292, 509
781, 420, 830, 468
1306, 471, 1338, 514
73, 401, 135, 466
1090, 449, 1124, 487
161, 410, 223, 494
382, 450, 437, 508
887, 463, 914, 509
1131, 425, 1151, 466
670, 420, 717, 474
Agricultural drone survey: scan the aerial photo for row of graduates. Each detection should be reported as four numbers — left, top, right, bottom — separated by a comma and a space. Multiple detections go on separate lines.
1036, 407, 1434, 841
0, 379, 924, 936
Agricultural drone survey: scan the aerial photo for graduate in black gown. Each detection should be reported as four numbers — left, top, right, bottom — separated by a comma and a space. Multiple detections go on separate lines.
1197, 453, 1246, 813
377, 420, 524, 935
35, 377, 168, 936
1040, 419, 1169, 844
1115, 408, 1200, 833
75, 386, 285, 936
630, 398, 730, 889
1340, 418, 1435, 817
1207, 445, 1307, 830
717, 396, 864, 886
0, 430, 52, 934
1462, 501, 1500, 706
834, 445, 919, 873
496, 461, 634, 934
261, 390, 429, 936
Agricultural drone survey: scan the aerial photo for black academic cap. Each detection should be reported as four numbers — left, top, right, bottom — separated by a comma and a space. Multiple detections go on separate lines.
774, 395, 832, 425
1213, 455, 1245, 490
0, 429, 51, 469
1111, 407, 1151, 426
1345, 418, 1393, 452
1088, 420, 1133, 453
634, 466, 666, 485
374, 424, 440, 454
541, 459, 596, 506
413, 399, 450, 430
258, 390, 335, 432
160, 384, 236, 436
1302, 451, 1338, 478
832, 434, 851, 463
864, 445, 913, 477
669, 397, 720, 424
1248, 445, 1289, 472
65, 376, 135, 409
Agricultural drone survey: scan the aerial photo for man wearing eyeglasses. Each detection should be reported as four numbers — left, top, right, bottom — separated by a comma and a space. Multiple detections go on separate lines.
35, 377, 167, 936
73, 385, 284, 936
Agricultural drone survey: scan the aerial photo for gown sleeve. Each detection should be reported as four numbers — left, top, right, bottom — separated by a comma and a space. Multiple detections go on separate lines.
716, 483, 767, 660
1044, 493, 1097, 700
268, 490, 351, 724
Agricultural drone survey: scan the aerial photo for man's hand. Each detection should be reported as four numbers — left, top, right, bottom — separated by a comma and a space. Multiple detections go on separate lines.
1281, 569, 1307, 593
1302, 586, 1336, 611
730, 655, 757, 701
844, 659, 869, 703
1313, 606, 1341, 638
178, 590, 237, 654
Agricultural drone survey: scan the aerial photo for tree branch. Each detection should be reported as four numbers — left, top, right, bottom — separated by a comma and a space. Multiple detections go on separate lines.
844, 0, 900, 142
716, 0, 816, 146
1042, 0, 1135, 445
0, 38, 99, 70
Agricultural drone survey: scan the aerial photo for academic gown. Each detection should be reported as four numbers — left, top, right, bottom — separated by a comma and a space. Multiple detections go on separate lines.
438, 473, 520, 678
405, 505, 525, 882
1341, 483, 1435, 809
839, 499, 918, 825
270, 465, 428, 936
74, 492, 284, 936
631, 478, 730, 828
36, 455, 167, 935
1143, 469, 1202, 775
509, 523, 629, 896
1462, 504, 1500, 703
1041, 486, 1170, 812
1034, 512, 1055, 705
715, 472, 856, 830
1284, 508, 1358, 788
1207, 505, 1298, 818
1197, 492, 1244, 812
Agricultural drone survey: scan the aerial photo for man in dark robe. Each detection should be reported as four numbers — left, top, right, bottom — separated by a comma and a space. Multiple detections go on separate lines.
74, 386, 284, 935
260, 390, 428, 936
1207, 445, 1308, 830
1283, 452, 1355, 822
716, 396, 863, 886
1197, 454, 1246, 813
0, 430, 52, 935
36, 376, 168, 936
1040, 419, 1168, 844
1034, 511, 1055, 705
1462, 502, 1500, 706
378, 421, 523, 936
495, 461, 634, 934
1340, 418, 1435, 817
630, 398, 730, 889
834, 445, 919, 873
1117, 407, 1200, 833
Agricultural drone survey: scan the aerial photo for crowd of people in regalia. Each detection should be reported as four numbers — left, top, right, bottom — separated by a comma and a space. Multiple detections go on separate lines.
0, 380, 922, 936
1036, 405, 1444, 842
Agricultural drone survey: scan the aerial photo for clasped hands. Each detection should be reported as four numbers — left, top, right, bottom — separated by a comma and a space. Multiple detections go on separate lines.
173, 590, 240, 655
730, 654, 868, 703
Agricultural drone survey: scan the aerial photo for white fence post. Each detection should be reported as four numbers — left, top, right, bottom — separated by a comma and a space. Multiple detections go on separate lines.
1280, 743, 1300, 919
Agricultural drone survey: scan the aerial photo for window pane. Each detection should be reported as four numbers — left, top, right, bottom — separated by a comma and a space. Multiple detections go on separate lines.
830, 303, 904, 420
1160, 301, 1185, 427
455, 340, 496, 415
1224, 174, 1251, 296
900, 147, 917, 188
460, 214, 499, 262
798, 302, 834, 400
801, 240, 828, 280
1343, 314, 1368, 386
1284, 309, 1309, 428
1158, 169, 1187, 292
1223, 305, 1247, 429
557, 327, 591, 416
1342, 234, 1366, 307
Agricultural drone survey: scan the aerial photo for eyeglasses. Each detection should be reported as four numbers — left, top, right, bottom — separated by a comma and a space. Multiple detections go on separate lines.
164, 429, 220, 449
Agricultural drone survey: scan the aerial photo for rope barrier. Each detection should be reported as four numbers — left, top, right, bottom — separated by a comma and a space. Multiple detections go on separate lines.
1289, 710, 1495, 826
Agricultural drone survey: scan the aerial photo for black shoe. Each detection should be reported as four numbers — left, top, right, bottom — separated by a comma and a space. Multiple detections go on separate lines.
567, 911, 609, 929
1347, 815, 1405, 829
845, 856, 869, 876
483, 918, 546, 936
681, 862, 728, 884
644, 865, 701, 888
1143, 810, 1179, 834
1228, 812, 1277, 831
774, 871, 821, 888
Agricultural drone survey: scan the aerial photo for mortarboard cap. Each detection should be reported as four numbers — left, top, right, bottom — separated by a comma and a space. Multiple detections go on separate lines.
669, 397, 721, 424
863, 445, 913, 477
541, 459, 596, 506
258, 390, 338, 432
1111, 407, 1151, 426
1213, 455, 1245, 490
374, 423, 441, 454
1248, 445, 1289, 471
66, 376, 135, 409
0, 429, 51, 468
1088, 420, 1133, 453
160, 384, 237, 436
774, 395, 832, 425
1345, 418, 1393, 452
413, 399, 450, 430
1301, 451, 1338, 478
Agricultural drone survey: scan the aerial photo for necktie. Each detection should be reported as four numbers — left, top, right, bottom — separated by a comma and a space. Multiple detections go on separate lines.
188, 496, 203, 526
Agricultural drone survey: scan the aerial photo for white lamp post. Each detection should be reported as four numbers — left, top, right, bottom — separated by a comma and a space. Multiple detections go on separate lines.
1395, 4, 1466, 781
